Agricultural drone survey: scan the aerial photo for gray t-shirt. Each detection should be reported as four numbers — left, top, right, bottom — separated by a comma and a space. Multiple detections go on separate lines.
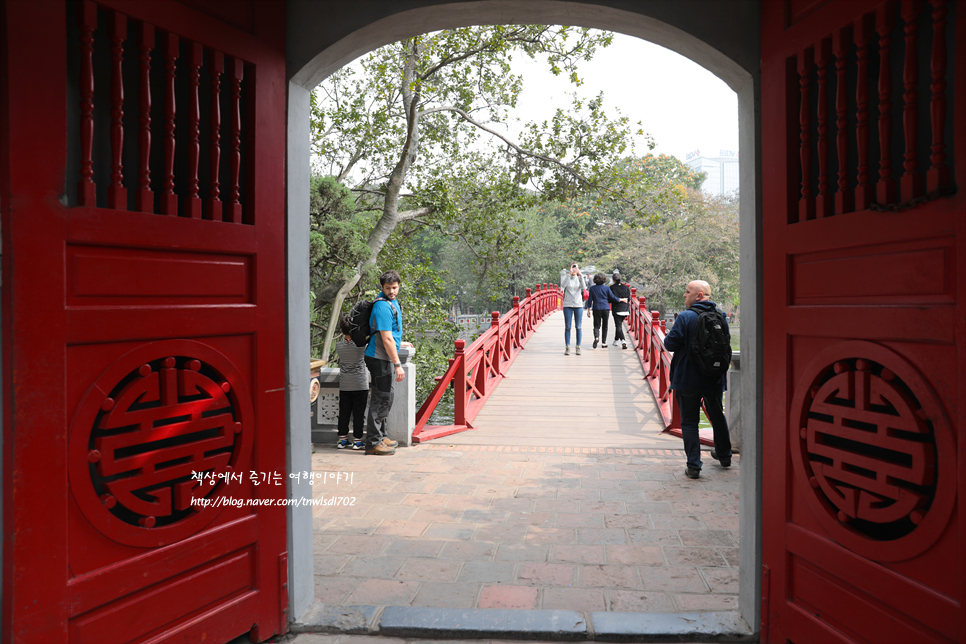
336, 338, 368, 391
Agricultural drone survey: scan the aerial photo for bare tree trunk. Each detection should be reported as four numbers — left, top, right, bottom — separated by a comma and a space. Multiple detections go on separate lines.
319, 40, 422, 363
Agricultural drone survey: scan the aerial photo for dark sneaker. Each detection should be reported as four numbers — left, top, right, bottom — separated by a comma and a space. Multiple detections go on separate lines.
352, 440, 364, 450
337, 437, 351, 449
685, 467, 701, 479
601, 344, 607, 348
711, 450, 731, 467
593, 338, 599, 349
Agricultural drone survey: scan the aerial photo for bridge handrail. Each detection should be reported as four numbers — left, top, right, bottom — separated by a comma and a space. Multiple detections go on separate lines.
626, 288, 682, 430
413, 283, 562, 442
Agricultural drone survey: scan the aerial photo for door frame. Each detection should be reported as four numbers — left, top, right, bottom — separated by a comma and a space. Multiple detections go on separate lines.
281, 0, 763, 630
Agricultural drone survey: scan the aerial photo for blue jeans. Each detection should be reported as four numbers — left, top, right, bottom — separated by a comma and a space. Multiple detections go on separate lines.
562, 307, 583, 346
675, 389, 732, 471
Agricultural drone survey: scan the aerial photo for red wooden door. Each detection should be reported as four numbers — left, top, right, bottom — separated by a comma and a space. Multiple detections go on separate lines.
761, 1, 963, 642
1, 1, 287, 642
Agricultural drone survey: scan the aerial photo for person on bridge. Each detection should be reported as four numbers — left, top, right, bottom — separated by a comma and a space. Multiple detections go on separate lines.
586, 273, 628, 349
560, 262, 588, 355
609, 271, 631, 349
364, 270, 413, 455
663, 279, 733, 479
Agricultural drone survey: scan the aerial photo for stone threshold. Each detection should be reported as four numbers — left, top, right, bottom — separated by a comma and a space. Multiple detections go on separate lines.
293, 603, 755, 642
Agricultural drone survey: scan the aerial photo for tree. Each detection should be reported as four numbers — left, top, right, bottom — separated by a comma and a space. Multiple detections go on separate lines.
310, 25, 647, 360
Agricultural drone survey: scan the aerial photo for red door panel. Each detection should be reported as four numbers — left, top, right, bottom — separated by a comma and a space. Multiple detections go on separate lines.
1, 1, 287, 642
761, 1, 964, 642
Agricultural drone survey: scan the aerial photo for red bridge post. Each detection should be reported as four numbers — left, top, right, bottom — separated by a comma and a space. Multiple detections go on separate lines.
453, 339, 466, 425
491, 311, 501, 376
512, 296, 521, 348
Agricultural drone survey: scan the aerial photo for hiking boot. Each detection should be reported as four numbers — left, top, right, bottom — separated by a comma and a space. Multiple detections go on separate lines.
593, 338, 599, 349
383, 437, 398, 448
352, 440, 365, 450
365, 440, 396, 456
685, 467, 701, 479
711, 450, 731, 467
564, 345, 570, 355
575, 346, 581, 355
337, 437, 351, 449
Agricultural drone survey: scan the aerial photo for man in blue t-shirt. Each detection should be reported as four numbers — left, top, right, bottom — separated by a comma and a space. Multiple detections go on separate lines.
363, 270, 412, 455
663, 279, 732, 479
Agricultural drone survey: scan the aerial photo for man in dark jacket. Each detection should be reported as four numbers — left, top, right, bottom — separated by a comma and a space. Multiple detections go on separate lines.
663, 280, 732, 479
609, 271, 631, 349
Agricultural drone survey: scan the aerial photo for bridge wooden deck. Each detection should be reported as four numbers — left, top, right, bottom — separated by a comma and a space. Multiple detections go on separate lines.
441, 311, 687, 450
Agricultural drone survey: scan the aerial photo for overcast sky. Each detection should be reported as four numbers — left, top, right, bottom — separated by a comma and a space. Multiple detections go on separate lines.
509, 32, 739, 162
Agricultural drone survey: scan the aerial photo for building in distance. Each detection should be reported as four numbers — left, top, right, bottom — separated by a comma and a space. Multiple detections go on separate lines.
685, 149, 739, 198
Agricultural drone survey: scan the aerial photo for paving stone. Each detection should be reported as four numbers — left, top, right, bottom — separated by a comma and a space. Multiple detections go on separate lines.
363, 492, 411, 505
603, 544, 665, 566
424, 523, 476, 540
345, 578, 420, 606
489, 497, 537, 512
294, 603, 378, 635
554, 512, 604, 528
626, 528, 682, 545
392, 482, 440, 494
616, 479, 664, 490
374, 520, 431, 537
517, 562, 575, 587
340, 556, 405, 579
313, 554, 350, 575
383, 538, 446, 558
623, 501, 673, 515
395, 558, 462, 582
460, 509, 509, 524
549, 544, 606, 564
438, 540, 497, 561
312, 533, 340, 553
580, 501, 626, 514
411, 507, 464, 523
671, 500, 721, 515
638, 565, 709, 592
554, 488, 600, 501
471, 524, 528, 543
602, 514, 651, 529
576, 528, 627, 545
720, 547, 740, 567
700, 567, 739, 593
434, 484, 479, 495
608, 589, 677, 612
578, 565, 641, 589
401, 494, 450, 507
513, 487, 556, 498
321, 518, 377, 535
599, 470, 638, 480
494, 543, 550, 562
505, 511, 554, 526
703, 514, 740, 531
678, 529, 737, 547
673, 593, 739, 611
461, 475, 507, 486
649, 514, 705, 530
314, 575, 360, 604
663, 547, 728, 567
533, 499, 581, 514
458, 561, 517, 583
410, 581, 481, 608
579, 478, 621, 490
326, 535, 390, 556
605, 490, 647, 503
525, 527, 575, 544
444, 495, 493, 509
478, 584, 540, 609
642, 489, 689, 502
542, 587, 606, 611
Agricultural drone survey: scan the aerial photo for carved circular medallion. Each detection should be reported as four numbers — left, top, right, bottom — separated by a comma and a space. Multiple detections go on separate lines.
790, 341, 955, 562
69, 341, 253, 547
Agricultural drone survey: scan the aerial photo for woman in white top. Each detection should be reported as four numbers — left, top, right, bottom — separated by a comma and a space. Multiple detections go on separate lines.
559, 262, 588, 355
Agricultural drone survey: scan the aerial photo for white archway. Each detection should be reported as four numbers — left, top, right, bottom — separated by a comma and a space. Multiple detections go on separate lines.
284, 1, 761, 633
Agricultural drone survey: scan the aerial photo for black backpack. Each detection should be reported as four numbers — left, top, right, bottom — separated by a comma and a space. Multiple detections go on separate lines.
687, 304, 732, 377
346, 299, 375, 347
346, 297, 399, 347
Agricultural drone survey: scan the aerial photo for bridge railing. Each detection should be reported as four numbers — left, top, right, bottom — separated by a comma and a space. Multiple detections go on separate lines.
413, 284, 562, 443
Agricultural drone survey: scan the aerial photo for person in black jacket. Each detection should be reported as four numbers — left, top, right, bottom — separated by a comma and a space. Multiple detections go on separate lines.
585, 273, 627, 348
608, 271, 630, 349
663, 279, 732, 479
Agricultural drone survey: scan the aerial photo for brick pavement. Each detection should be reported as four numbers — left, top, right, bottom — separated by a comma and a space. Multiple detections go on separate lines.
309, 443, 739, 614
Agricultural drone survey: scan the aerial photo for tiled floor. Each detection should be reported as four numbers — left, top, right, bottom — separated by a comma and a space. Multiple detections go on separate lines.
309, 445, 739, 613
